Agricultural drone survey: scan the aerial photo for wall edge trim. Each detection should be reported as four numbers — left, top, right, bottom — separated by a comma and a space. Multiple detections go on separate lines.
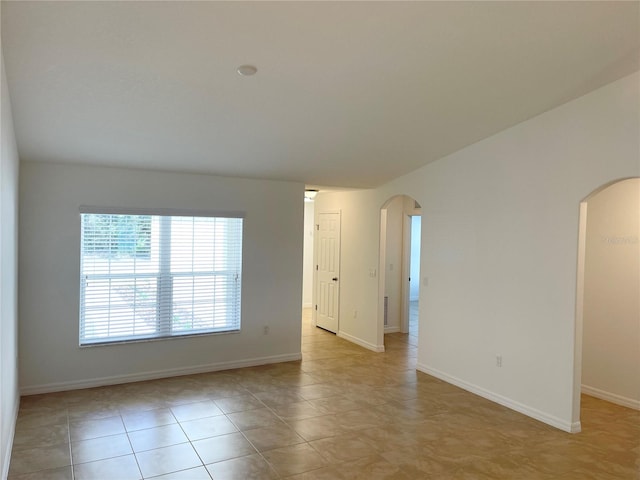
582, 384, 640, 411
337, 330, 385, 352
20, 353, 302, 396
1, 393, 20, 480
417, 363, 580, 433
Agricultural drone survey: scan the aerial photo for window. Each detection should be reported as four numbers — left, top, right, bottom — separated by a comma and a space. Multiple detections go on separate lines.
79, 209, 243, 345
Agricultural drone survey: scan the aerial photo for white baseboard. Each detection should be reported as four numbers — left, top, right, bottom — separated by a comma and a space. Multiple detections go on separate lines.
20, 353, 302, 396
337, 330, 385, 353
302, 302, 313, 309
2, 393, 20, 480
384, 326, 400, 333
417, 363, 581, 433
582, 384, 640, 410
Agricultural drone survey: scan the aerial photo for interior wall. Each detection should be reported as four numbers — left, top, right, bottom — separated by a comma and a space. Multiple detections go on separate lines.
582, 178, 640, 408
302, 200, 315, 308
19, 162, 304, 393
0, 53, 20, 479
314, 71, 640, 431
314, 189, 382, 350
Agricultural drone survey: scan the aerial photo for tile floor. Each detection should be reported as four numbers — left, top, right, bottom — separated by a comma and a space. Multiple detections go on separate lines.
8, 309, 639, 479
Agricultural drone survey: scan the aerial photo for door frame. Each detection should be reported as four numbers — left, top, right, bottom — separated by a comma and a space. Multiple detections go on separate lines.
401, 209, 422, 334
572, 177, 640, 429
313, 209, 341, 331
378, 195, 421, 348
400, 214, 411, 334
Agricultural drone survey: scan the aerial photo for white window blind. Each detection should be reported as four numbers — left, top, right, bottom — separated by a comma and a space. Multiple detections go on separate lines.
79, 212, 243, 345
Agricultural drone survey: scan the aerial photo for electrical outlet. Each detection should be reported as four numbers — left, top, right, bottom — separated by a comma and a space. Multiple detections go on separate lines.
496, 355, 502, 367
263, 325, 270, 335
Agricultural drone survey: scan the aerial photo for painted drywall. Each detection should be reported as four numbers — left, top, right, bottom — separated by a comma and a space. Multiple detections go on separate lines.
582, 178, 639, 408
315, 71, 640, 431
19, 162, 304, 393
1, 53, 20, 479
302, 201, 315, 308
314, 189, 383, 351
384, 196, 404, 331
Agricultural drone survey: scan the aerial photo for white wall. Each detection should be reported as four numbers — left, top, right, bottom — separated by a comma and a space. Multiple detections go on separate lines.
1, 53, 20, 480
315, 71, 640, 431
19, 162, 304, 393
302, 200, 315, 308
582, 178, 639, 409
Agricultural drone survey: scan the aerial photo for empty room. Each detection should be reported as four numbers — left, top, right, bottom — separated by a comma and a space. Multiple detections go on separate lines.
1, 1, 639, 479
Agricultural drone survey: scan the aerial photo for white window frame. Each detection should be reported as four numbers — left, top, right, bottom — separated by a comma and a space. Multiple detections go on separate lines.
79, 207, 244, 346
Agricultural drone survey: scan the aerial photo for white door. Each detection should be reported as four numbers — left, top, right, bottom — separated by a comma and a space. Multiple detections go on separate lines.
316, 212, 340, 333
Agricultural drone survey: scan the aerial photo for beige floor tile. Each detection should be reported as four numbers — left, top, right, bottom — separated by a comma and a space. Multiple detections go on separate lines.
10, 311, 640, 480
269, 400, 324, 421
288, 414, 345, 441
253, 390, 307, 407
296, 384, 343, 401
380, 445, 456, 477
308, 396, 362, 415
128, 423, 189, 452
243, 423, 305, 452
192, 432, 256, 464
69, 415, 125, 441
135, 443, 203, 478
73, 454, 141, 480
7, 465, 73, 480
15, 409, 68, 430
262, 443, 327, 477
214, 394, 264, 414
170, 400, 224, 422
150, 466, 213, 479
8, 443, 71, 476
285, 466, 344, 480
309, 433, 376, 463
205, 385, 251, 400
180, 415, 238, 441
121, 407, 177, 431
227, 407, 284, 431
67, 402, 121, 421
11, 423, 69, 451
117, 394, 169, 413
205, 453, 279, 480
336, 454, 414, 480
333, 408, 386, 430
71, 433, 132, 464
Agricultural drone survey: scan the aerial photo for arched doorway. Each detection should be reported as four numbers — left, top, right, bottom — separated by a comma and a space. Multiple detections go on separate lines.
573, 177, 640, 426
378, 194, 421, 350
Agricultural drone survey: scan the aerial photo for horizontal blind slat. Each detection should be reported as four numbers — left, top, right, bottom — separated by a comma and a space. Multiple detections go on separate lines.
80, 213, 242, 345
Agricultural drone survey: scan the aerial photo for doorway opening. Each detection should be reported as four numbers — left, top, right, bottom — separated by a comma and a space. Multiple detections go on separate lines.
379, 195, 421, 350
302, 196, 316, 326
573, 177, 640, 429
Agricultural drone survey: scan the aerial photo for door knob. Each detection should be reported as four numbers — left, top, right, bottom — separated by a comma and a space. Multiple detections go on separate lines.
332, 277, 338, 281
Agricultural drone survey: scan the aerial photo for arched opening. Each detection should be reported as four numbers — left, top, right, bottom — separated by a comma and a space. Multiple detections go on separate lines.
573, 177, 640, 427
378, 195, 421, 351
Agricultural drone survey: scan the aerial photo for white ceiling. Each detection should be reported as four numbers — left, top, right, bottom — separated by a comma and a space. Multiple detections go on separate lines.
2, 1, 639, 188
